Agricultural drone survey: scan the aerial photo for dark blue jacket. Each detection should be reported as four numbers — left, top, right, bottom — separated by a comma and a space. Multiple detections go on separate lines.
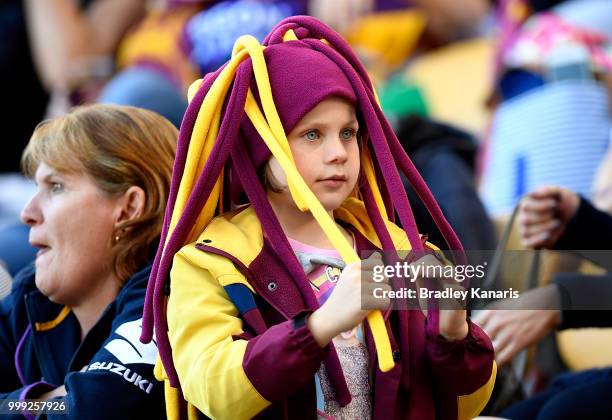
0, 264, 165, 419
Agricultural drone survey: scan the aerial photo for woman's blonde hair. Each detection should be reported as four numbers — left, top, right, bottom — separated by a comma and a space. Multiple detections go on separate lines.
22, 104, 177, 282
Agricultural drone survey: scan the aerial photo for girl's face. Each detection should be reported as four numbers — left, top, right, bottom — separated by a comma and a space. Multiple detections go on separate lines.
268, 96, 360, 212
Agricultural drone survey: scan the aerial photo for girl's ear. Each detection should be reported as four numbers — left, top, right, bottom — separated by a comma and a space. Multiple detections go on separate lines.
265, 157, 289, 192
114, 186, 145, 229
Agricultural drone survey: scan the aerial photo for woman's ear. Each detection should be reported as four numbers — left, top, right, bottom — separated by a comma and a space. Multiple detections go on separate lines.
114, 186, 145, 229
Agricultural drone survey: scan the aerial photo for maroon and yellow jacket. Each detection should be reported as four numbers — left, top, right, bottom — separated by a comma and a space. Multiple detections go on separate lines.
166, 199, 496, 420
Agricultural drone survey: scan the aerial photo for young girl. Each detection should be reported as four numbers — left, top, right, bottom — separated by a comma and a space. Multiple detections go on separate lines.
141, 16, 495, 420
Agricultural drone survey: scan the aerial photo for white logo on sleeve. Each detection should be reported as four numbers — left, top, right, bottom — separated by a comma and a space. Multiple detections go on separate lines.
103, 318, 157, 365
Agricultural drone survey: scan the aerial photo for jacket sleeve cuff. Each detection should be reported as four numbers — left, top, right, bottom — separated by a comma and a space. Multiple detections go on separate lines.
10, 381, 57, 420
18, 381, 56, 400
425, 318, 495, 394
425, 318, 488, 354
243, 313, 328, 402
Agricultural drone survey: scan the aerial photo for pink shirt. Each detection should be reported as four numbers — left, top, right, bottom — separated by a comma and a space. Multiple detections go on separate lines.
288, 237, 372, 420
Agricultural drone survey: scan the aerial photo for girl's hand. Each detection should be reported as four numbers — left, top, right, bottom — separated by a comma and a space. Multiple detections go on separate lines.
518, 186, 580, 249
413, 254, 469, 341
308, 252, 390, 347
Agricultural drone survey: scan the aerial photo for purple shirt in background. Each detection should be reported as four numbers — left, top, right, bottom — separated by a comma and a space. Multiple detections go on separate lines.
376, 0, 411, 11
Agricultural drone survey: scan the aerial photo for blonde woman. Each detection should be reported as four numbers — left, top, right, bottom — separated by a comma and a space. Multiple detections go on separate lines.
0, 105, 175, 419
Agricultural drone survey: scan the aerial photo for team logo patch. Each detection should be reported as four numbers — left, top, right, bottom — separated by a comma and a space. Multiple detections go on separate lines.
103, 318, 157, 365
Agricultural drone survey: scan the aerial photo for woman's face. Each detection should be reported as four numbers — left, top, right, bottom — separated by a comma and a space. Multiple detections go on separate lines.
20, 163, 123, 305
269, 96, 361, 212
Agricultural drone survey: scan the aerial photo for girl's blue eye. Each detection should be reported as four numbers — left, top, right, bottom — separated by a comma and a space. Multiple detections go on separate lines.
341, 129, 355, 140
305, 131, 319, 141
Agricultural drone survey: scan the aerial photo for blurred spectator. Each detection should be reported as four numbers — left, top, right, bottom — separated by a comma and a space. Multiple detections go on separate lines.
23, 0, 146, 92
103, 0, 310, 128
0, 104, 175, 416
341, 0, 491, 81
481, 0, 612, 215
1, 0, 146, 275
100, 1, 205, 127
2, 1, 204, 270
501, 368, 612, 419
396, 115, 497, 254
476, 186, 612, 363
1, 0, 51, 174
309, 0, 377, 34
183, 0, 305, 75
475, 185, 612, 418
411, 0, 491, 44
116, 1, 201, 92
1, 0, 145, 174
341, 0, 494, 136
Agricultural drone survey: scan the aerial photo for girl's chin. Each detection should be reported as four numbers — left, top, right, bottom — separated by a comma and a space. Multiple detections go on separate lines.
315, 192, 352, 210
321, 201, 345, 213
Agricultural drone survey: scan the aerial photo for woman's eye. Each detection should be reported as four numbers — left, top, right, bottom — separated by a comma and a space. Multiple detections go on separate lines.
341, 129, 355, 140
50, 183, 63, 193
304, 130, 319, 141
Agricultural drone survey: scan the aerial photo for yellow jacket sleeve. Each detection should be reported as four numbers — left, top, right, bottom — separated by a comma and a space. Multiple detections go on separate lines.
167, 250, 270, 419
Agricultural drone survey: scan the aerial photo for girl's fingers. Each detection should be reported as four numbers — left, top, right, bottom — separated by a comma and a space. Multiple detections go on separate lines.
362, 282, 391, 309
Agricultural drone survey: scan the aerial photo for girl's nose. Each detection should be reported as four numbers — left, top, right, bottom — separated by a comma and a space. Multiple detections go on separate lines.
325, 137, 349, 164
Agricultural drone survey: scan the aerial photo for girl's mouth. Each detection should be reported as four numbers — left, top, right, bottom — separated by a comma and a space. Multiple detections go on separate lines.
319, 177, 347, 188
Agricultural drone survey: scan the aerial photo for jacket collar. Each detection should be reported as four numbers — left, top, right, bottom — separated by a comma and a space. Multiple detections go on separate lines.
194, 199, 412, 319
196, 198, 412, 273
22, 265, 152, 383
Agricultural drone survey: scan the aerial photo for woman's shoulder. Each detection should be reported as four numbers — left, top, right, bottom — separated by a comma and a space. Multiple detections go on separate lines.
118, 264, 152, 294
109, 264, 152, 317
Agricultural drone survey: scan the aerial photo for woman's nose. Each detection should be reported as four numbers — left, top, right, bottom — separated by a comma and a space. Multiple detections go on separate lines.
20, 194, 42, 226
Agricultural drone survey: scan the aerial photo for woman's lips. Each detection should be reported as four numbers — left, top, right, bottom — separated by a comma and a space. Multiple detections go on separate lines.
35, 246, 50, 258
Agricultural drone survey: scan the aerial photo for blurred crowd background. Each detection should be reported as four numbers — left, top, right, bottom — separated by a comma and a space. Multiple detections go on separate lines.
1, 0, 612, 416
